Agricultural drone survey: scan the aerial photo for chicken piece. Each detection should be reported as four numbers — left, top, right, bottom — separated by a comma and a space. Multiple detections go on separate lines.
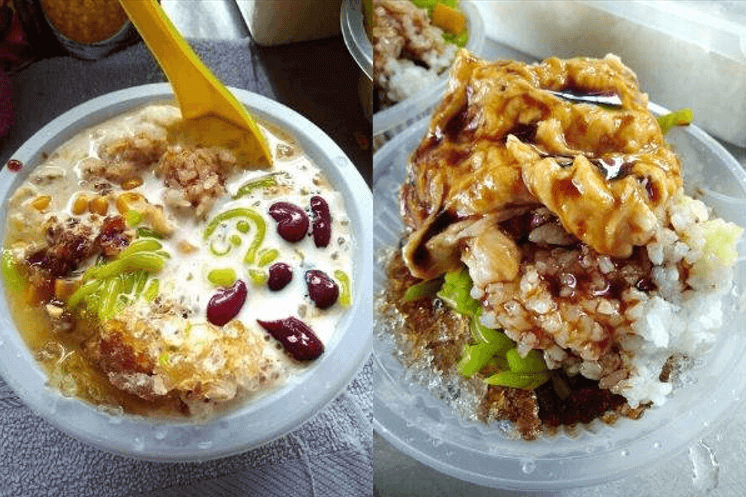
400, 51, 682, 284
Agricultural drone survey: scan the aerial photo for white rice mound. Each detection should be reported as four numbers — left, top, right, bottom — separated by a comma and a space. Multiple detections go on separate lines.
478, 189, 742, 409
381, 44, 458, 104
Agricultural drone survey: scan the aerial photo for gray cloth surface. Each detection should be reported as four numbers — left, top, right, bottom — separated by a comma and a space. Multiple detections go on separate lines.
0, 39, 373, 497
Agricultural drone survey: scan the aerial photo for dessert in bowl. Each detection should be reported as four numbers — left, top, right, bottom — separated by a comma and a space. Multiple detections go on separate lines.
0, 83, 372, 461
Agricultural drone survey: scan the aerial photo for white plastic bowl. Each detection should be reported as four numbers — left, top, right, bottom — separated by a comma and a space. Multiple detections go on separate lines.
372, 104, 746, 490
372, 1, 485, 138
0, 83, 373, 462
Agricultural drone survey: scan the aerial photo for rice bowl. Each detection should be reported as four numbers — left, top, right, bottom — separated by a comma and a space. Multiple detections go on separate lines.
373, 103, 746, 489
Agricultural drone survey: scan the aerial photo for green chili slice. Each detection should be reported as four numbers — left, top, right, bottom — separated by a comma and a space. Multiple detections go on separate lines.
143, 279, 160, 302
484, 370, 552, 390
403, 276, 443, 301
658, 108, 694, 135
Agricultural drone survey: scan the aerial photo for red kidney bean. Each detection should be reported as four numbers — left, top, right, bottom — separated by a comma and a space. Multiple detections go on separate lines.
310, 195, 331, 248
268, 262, 293, 291
257, 317, 324, 361
269, 202, 309, 243
305, 269, 338, 309
207, 280, 247, 326
6, 159, 23, 172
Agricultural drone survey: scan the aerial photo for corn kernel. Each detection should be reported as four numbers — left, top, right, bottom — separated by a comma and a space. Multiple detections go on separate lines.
116, 192, 144, 214
89, 195, 109, 215
31, 195, 51, 211
121, 177, 144, 190
54, 278, 79, 301
72, 194, 89, 215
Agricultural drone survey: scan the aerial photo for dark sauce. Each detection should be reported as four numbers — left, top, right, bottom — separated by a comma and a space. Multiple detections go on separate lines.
6, 159, 23, 172
502, 122, 538, 144
412, 210, 463, 267
535, 372, 628, 427
552, 82, 622, 109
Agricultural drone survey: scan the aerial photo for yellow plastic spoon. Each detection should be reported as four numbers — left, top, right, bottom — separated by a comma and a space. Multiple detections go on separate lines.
119, 0, 272, 167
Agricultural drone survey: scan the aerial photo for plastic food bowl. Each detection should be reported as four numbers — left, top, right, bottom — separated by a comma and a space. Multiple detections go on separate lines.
372, 0, 485, 139
372, 104, 746, 490
0, 83, 373, 462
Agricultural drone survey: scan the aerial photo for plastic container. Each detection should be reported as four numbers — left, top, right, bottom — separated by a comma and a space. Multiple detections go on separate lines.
237, 0, 342, 46
341, 0, 373, 120
0, 83, 373, 462
372, 1, 484, 141
473, 1, 746, 147
373, 105, 746, 490
341, 0, 372, 80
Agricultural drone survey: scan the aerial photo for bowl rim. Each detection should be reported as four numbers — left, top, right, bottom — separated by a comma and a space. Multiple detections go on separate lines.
0, 82, 373, 462
372, 103, 746, 490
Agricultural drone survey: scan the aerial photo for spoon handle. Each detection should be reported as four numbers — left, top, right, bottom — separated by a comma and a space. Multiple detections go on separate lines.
119, 0, 271, 164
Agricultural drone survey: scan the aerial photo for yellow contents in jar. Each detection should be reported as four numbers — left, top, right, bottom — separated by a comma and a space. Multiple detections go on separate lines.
42, 0, 128, 44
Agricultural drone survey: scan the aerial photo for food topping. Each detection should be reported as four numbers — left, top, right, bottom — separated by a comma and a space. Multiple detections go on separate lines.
207, 279, 248, 326
310, 195, 332, 248
269, 201, 309, 243
306, 269, 339, 309
268, 262, 293, 291
257, 317, 324, 361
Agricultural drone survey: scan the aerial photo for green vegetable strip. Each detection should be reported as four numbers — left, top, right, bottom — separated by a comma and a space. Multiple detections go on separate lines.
443, 30, 468, 48
470, 316, 513, 355
437, 267, 480, 316
118, 239, 163, 259
403, 276, 443, 301
439, 265, 551, 389
136, 227, 162, 239
484, 371, 552, 391
210, 240, 232, 256
1, 250, 26, 294
203, 208, 266, 265
126, 210, 142, 227
143, 279, 159, 302
506, 348, 548, 374
233, 174, 278, 199
100, 278, 122, 320
258, 248, 278, 267
134, 270, 148, 295
334, 270, 352, 307
68, 279, 102, 308
458, 343, 499, 378
658, 108, 694, 135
